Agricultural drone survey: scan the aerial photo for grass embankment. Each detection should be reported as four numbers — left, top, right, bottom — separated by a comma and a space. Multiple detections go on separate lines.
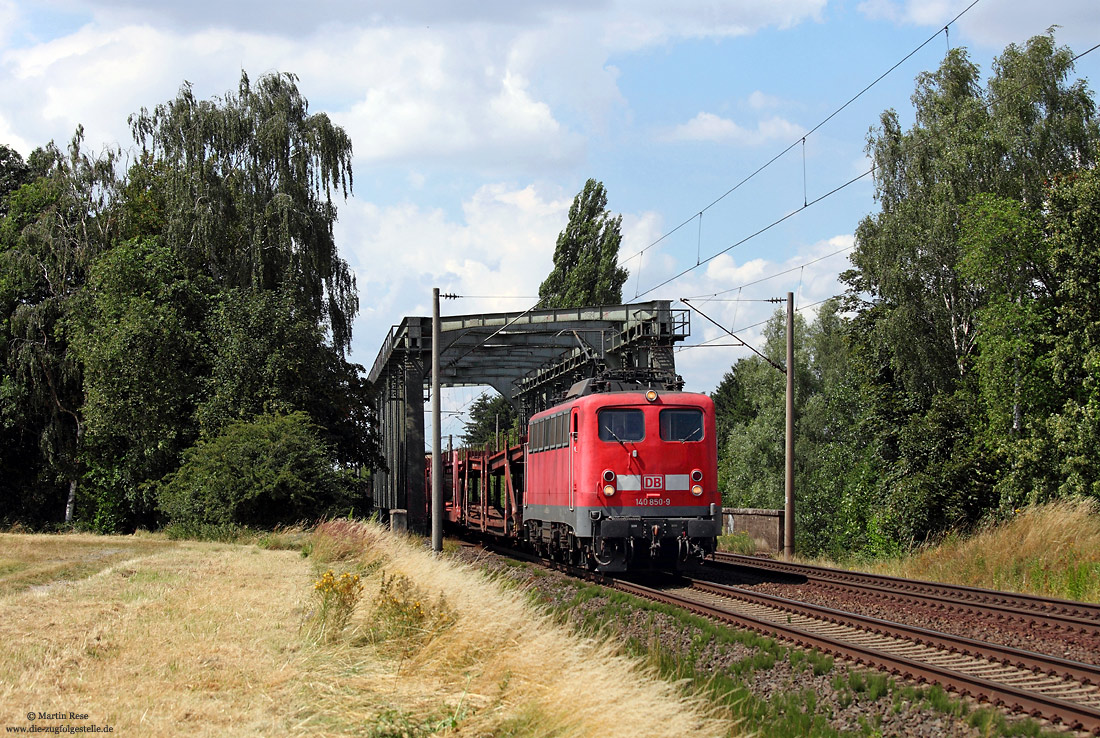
0, 525, 728, 737
0, 532, 175, 597
302, 520, 727, 737
861, 500, 1100, 602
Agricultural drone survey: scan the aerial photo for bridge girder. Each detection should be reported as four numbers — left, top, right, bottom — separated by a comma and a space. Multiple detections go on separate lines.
366, 300, 689, 532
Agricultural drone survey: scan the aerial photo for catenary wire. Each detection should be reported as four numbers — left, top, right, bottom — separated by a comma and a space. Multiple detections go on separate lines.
634, 168, 872, 300
432, 16, 1097, 375
616, 0, 984, 271
675, 296, 841, 353
685, 244, 855, 300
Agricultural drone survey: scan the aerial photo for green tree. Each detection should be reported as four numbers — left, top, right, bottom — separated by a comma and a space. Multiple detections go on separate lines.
197, 287, 383, 472
711, 366, 753, 451
128, 71, 359, 352
839, 33, 1098, 548
538, 179, 628, 308
961, 170, 1100, 506
0, 145, 31, 217
845, 48, 991, 400
0, 131, 120, 523
1, 73, 382, 530
461, 392, 519, 448
720, 310, 816, 510
988, 34, 1098, 206
69, 239, 211, 530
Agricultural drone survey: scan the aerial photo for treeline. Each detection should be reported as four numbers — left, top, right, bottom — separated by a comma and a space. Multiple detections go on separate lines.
716, 34, 1100, 557
0, 72, 383, 533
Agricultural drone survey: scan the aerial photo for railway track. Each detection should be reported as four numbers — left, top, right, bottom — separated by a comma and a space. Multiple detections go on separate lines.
473, 541, 1100, 732
708, 552, 1100, 635
612, 575, 1100, 734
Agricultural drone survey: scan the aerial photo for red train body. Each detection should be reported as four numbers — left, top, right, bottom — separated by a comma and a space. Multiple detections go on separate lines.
432, 385, 722, 571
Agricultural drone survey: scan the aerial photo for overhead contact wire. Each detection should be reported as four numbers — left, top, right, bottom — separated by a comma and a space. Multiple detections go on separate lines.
616, 0, 984, 271
635, 168, 872, 300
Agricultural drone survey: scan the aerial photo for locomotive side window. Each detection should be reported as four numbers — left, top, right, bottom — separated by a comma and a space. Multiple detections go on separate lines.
598, 408, 645, 442
659, 408, 704, 442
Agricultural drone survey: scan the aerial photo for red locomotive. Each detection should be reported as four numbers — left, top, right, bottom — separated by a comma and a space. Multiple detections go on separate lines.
434, 378, 722, 571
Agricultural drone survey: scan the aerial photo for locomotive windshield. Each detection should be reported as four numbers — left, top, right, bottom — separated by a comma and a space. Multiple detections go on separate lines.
659, 408, 704, 442
598, 408, 645, 442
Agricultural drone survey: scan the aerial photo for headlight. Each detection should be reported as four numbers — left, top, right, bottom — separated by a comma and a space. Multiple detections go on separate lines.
691, 484, 704, 497
645, 389, 658, 402
691, 469, 703, 482
603, 484, 616, 497
602, 469, 616, 482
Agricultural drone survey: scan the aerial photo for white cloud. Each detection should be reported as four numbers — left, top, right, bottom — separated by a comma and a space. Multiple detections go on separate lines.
0, 20, 586, 173
705, 254, 771, 285
0, 0, 833, 173
647, 234, 854, 393
855, 0, 900, 23
0, 23, 306, 153
617, 209, 665, 300
602, 0, 826, 50
856, 0, 1100, 50
339, 182, 573, 349
957, 1, 1100, 50
667, 111, 805, 146
0, 0, 19, 47
63, 0, 601, 38
747, 90, 783, 110
0, 112, 32, 154
41, 0, 826, 46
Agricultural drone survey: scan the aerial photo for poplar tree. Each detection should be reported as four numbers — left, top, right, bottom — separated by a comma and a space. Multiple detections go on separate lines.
538, 179, 628, 309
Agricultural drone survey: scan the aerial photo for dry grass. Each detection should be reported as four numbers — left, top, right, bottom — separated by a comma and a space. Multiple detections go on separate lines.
859, 499, 1100, 602
0, 525, 738, 737
0, 531, 175, 597
0, 535, 311, 734
297, 520, 734, 737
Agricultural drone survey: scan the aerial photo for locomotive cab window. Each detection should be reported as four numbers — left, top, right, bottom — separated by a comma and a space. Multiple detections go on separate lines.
598, 408, 645, 442
659, 408, 704, 442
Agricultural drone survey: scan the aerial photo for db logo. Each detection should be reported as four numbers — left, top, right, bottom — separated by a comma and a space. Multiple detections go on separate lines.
642, 475, 664, 490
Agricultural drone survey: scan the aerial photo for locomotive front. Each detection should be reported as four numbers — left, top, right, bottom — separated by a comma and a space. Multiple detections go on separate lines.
524, 388, 722, 571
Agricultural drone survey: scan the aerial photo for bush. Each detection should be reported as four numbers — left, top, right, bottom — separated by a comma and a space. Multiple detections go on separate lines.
157, 411, 352, 528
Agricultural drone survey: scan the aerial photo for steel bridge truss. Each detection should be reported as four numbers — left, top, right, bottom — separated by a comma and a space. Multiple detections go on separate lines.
366, 300, 689, 532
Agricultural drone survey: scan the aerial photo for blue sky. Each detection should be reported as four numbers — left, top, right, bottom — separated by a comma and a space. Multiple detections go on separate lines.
2, 0, 1098, 442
